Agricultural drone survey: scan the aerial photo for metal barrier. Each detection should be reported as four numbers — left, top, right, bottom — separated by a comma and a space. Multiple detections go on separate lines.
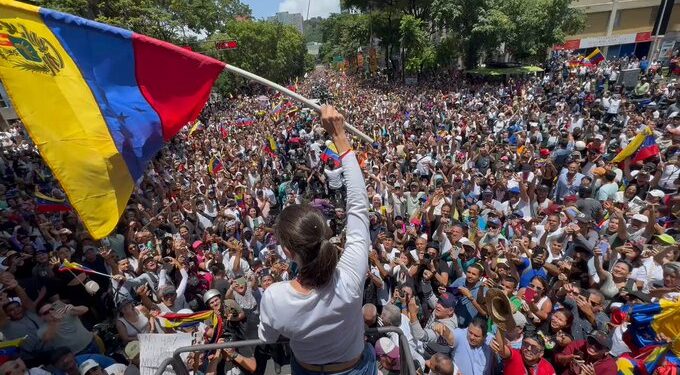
154, 327, 417, 375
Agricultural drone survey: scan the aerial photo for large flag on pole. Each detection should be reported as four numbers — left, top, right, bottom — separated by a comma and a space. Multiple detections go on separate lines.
0, 0, 225, 238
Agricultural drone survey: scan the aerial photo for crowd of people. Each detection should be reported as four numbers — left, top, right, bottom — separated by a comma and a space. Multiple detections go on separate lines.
0, 50, 680, 375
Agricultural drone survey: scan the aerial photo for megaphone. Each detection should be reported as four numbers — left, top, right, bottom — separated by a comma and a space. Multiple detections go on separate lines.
485, 288, 516, 332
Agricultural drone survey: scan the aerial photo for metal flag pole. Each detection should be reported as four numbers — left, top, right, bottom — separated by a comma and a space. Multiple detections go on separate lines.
223, 64, 375, 144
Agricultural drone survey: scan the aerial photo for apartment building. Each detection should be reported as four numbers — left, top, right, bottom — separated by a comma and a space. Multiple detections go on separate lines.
555, 0, 679, 61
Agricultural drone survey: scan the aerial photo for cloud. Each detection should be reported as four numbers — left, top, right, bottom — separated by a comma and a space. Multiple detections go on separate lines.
278, 0, 340, 19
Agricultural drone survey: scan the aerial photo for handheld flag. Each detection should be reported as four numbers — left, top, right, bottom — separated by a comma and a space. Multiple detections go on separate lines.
0, 336, 25, 363
0, 0, 225, 239
59, 259, 111, 278
612, 127, 654, 163
631, 134, 660, 163
34, 190, 71, 213
188, 120, 201, 136
207, 157, 223, 176
321, 143, 341, 166
159, 310, 223, 342
586, 48, 605, 64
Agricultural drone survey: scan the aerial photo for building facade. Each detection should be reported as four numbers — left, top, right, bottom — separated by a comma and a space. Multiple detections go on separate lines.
267, 12, 304, 34
0, 81, 17, 130
556, 0, 680, 61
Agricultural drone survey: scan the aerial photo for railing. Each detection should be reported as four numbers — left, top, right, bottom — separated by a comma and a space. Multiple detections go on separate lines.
154, 327, 417, 375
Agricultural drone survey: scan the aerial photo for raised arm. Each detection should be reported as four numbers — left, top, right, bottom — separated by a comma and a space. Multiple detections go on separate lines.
324, 107, 370, 290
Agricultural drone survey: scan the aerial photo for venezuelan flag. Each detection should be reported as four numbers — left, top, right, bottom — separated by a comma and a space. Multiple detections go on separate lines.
160, 310, 223, 342
207, 157, 223, 176
34, 190, 71, 213
321, 143, 341, 166
632, 135, 660, 163
624, 298, 680, 375
0, 1, 225, 239
586, 48, 605, 64
58, 259, 97, 274
613, 127, 654, 163
188, 120, 201, 137
0, 336, 24, 363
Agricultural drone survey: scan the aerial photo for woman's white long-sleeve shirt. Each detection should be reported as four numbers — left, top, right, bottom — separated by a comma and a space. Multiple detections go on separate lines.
258, 151, 370, 365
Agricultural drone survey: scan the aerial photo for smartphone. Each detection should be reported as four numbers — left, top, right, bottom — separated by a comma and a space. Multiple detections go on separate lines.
524, 287, 537, 303
598, 241, 610, 255
566, 208, 578, 217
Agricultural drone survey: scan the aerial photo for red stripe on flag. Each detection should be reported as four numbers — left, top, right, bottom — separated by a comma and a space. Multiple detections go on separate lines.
131, 34, 225, 141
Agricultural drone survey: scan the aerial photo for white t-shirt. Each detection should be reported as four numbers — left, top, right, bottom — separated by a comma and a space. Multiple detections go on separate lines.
258, 152, 370, 364
324, 168, 344, 189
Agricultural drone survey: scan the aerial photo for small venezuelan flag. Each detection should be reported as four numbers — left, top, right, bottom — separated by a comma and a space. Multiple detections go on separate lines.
59, 259, 96, 274
207, 157, 223, 176
632, 135, 660, 163
160, 310, 223, 342
34, 190, 71, 213
0, 0, 225, 239
586, 48, 605, 64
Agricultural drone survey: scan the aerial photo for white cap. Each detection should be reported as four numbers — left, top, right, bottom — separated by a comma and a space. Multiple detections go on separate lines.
575, 141, 586, 150
594, 134, 604, 140
648, 189, 665, 198
79, 359, 100, 375
632, 214, 649, 223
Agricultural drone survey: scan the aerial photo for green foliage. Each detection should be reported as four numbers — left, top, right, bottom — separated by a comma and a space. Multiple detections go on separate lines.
200, 21, 307, 95
35, 0, 252, 43
303, 17, 324, 43
400, 15, 434, 74
432, 0, 584, 67
319, 13, 369, 65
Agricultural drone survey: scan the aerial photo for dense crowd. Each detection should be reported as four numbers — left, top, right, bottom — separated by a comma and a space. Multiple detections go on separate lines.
0, 50, 680, 375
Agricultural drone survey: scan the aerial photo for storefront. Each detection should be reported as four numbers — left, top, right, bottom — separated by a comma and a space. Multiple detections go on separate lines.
554, 31, 653, 59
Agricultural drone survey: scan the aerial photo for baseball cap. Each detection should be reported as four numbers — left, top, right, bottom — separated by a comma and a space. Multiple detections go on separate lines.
192, 240, 204, 250
438, 292, 456, 309
632, 214, 649, 223
575, 213, 592, 223
648, 189, 665, 199
594, 134, 604, 141
235, 277, 247, 287
508, 186, 520, 194
487, 218, 502, 228
375, 337, 400, 361
513, 311, 527, 329
540, 149, 551, 157
587, 330, 612, 350
79, 359, 100, 375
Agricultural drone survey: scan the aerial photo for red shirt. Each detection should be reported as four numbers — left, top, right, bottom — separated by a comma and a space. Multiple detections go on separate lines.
559, 340, 617, 375
503, 348, 555, 375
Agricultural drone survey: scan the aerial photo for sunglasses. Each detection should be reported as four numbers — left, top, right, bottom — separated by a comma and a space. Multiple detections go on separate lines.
529, 283, 544, 291
521, 341, 543, 354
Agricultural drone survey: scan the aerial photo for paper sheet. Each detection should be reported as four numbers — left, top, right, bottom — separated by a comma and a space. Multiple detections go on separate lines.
139, 333, 193, 375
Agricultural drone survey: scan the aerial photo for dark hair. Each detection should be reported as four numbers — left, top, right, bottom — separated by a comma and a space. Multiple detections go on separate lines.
502, 275, 518, 288
552, 308, 574, 328
469, 316, 488, 334
275, 204, 337, 288
524, 333, 545, 348
604, 170, 616, 182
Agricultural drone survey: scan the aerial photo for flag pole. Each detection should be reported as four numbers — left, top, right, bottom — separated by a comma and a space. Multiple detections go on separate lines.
223, 64, 375, 144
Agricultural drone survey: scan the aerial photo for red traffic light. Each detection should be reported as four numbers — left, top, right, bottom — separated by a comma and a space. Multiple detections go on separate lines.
216, 40, 238, 50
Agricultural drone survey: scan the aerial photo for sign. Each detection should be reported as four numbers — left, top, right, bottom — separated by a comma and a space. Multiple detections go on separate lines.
554, 39, 581, 51
215, 40, 238, 50
553, 31, 653, 50
139, 333, 193, 375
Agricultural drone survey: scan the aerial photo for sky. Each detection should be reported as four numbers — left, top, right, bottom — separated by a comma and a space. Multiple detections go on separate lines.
241, 0, 341, 20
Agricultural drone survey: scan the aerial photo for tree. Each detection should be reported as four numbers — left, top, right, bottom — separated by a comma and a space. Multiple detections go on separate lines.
431, 0, 584, 68
35, 0, 253, 43
303, 17, 324, 43
201, 21, 307, 95
399, 15, 435, 75
319, 13, 370, 70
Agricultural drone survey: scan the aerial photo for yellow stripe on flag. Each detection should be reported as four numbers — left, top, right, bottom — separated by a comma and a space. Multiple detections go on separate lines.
0, 0, 134, 239
586, 48, 602, 61
612, 127, 653, 163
